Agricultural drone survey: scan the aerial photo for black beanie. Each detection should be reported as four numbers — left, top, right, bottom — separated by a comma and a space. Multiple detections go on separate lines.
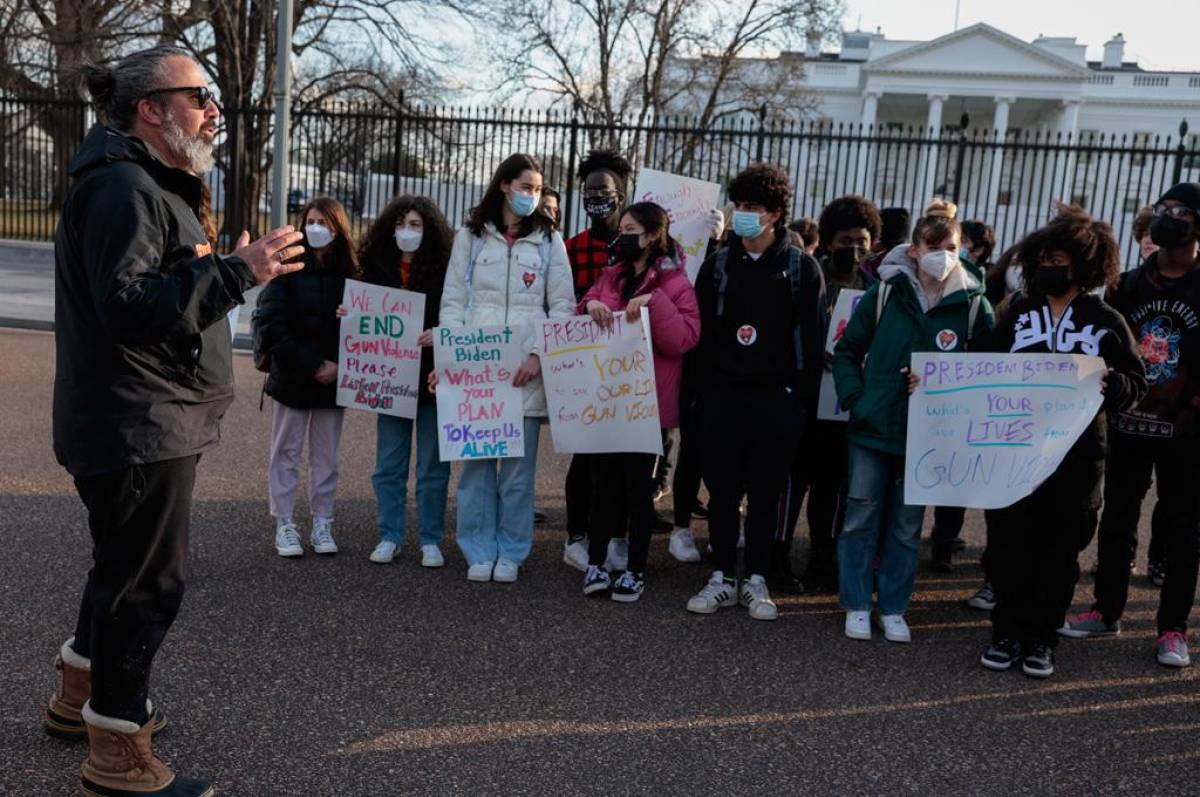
880, 207, 911, 246
1158, 182, 1200, 215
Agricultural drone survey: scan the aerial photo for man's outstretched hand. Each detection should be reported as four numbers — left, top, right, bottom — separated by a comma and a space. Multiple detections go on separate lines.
234, 226, 306, 285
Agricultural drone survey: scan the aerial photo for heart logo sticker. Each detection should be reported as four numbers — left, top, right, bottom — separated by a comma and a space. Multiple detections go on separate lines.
737, 325, 757, 346
936, 329, 958, 351
522, 272, 536, 288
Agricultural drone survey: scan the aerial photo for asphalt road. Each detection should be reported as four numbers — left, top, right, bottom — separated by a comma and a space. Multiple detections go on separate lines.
1, 328, 1196, 796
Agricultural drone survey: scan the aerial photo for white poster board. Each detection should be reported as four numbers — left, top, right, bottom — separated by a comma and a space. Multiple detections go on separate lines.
817, 288, 866, 422
539, 314, 663, 455
433, 325, 526, 460
905, 352, 1106, 509
336, 279, 424, 418
633, 168, 721, 283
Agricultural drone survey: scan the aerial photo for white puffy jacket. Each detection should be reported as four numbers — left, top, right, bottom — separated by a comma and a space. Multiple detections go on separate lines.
440, 223, 575, 416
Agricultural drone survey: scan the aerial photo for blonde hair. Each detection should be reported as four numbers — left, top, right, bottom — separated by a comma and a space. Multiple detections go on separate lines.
914, 198, 961, 247
922, 198, 958, 220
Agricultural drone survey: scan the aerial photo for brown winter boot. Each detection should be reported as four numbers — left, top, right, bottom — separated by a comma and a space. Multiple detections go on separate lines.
80, 701, 214, 797
45, 638, 167, 740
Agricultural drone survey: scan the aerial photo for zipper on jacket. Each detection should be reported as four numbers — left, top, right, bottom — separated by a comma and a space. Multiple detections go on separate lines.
504, 231, 513, 324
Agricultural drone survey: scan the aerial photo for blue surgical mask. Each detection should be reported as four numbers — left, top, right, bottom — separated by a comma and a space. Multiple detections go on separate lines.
732, 209, 767, 240
508, 190, 538, 218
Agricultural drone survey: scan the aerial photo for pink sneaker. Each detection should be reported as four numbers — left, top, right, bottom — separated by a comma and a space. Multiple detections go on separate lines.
1059, 609, 1120, 639
1157, 631, 1191, 668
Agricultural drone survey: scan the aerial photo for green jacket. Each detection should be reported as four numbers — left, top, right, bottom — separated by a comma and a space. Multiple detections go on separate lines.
832, 248, 995, 455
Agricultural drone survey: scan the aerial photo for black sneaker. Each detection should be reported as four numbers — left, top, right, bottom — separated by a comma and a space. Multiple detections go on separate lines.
981, 638, 1022, 671
1149, 560, 1166, 588
583, 565, 611, 596
1022, 644, 1055, 679
691, 503, 709, 520
611, 571, 645, 603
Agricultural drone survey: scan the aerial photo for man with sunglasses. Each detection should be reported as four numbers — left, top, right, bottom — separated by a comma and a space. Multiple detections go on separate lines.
1063, 183, 1200, 670
48, 45, 304, 797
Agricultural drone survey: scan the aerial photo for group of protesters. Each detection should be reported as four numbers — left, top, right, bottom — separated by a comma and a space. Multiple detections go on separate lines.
43, 44, 1200, 797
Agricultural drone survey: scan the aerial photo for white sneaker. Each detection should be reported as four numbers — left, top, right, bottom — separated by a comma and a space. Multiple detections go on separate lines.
878, 614, 912, 643
563, 539, 589, 572
605, 538, 629, 571
493, 558, 519, 583
274, 519, 303, 558
686, 571, 738, 614
420, 545, 445, 568
310, 517, 338, 555
669, 527, 702, 563
845, 610, 871, 641
369, 540, 397, 564
467, 562, 494, 582
739, 575, 778, 621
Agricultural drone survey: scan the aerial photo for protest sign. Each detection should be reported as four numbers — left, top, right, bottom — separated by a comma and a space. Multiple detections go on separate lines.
433, 325, 526, 461
817, 289, 866, 421
633, 169, 721, 283
539, 314, 663, 455
336, 279, 424, 418
905, 352, 1105, 509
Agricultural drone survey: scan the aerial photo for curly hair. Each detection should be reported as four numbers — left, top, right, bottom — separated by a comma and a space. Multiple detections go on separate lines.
817, 195, 881, 250
727, 163, 793, 214
1017, 204, 1121, 293
788, 217, 819, 249
358, 195, 452, 295
961, 220, 996, 264
577, 149, 633, 191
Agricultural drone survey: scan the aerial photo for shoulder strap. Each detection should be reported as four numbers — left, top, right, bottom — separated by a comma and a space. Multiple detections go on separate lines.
967, 295, 981, 343
875, 281, 893, 326
714, 248, 730, 318
539, 234, 553, 270
786, 247, 804, 310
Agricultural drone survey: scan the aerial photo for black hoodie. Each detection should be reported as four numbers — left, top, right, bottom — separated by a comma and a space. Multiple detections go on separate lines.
53, 124, 257, 477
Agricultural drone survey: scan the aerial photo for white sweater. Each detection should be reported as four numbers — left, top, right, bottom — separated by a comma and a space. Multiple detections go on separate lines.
439, 223, 575, 416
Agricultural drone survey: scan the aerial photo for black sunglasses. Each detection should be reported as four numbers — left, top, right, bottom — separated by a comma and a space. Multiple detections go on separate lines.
144, 86, 217, 109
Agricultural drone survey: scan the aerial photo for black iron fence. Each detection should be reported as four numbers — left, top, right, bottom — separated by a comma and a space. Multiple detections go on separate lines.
3, 95, 1197, 266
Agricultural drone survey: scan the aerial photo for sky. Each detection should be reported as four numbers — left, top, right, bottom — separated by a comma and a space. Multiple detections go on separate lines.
842, 0, 1200, 72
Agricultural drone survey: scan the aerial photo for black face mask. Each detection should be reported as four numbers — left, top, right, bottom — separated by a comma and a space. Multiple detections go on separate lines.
1032, 266, 1073, 298
830, 245, 866, 274
584, 195, 620, 221
614, 233, 645, 264
1150, 215, 1193, 249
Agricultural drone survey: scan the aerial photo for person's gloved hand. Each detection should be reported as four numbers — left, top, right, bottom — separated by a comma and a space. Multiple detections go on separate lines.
704, 208, 725, 240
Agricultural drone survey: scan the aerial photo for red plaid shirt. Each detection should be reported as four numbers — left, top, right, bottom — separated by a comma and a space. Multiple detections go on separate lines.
565, 227, 615, 299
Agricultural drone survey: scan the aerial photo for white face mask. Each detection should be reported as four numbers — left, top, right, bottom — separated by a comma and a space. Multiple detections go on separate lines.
395, 228, 423, 253
305, 224, 334, 249
918, 249, 958, 282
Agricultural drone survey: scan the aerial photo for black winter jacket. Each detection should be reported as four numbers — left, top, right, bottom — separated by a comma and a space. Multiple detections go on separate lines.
53, 125, 256, 477
257, 253, 346, 410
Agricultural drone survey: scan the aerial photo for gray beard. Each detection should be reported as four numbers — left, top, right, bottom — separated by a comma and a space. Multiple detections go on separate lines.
161, 109, 215, 175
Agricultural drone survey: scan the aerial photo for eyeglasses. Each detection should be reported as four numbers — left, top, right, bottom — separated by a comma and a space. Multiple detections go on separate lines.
144, 86, 217, 110
1153, 204, 1196, 220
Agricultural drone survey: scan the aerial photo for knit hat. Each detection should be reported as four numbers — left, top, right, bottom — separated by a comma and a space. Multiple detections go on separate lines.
1157, 182, 1200, 215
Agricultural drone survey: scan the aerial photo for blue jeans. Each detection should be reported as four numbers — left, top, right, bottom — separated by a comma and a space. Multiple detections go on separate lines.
456, 417, 543, 566
838, 443, 926, 615
373, 402, 450, 547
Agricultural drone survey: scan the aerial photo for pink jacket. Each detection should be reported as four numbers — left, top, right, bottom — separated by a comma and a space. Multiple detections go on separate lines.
579, 257, 700, 428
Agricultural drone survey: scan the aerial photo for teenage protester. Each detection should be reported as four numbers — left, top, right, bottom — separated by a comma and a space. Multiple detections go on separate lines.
833, 204, 994, 643
48, 45, 304, 796
256, 197, 359, 558
789, 217, 819, 255
962, 220, 997, 296
437, 153, 575, 583
1061, 184, 1200, 668
580, 202, 701, 601
355, 196, 453, 567
984, 244, 1022, 308
686, 163, 825, 621
980, 206, 1147, 679
1134, 204, 1159, 265
561, 150, 632, 572
775, 195, 881, 595
542, 186, 561, 230
861, 206, 911, 278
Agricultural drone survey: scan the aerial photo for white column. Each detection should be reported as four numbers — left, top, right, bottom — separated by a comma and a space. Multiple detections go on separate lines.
986, 97, 1013, 209
1058, 99, 1081, 203
921, 94, 947, 202
855, 92, 880, 194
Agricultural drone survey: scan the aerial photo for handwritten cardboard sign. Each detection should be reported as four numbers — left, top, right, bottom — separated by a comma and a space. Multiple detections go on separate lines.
433, 325, 526, 460
817, 289, 865, 422
904, 352, 1105, 509
336, 279, 424, 418
539, 314, 663, 455
633, 169, 721, 283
